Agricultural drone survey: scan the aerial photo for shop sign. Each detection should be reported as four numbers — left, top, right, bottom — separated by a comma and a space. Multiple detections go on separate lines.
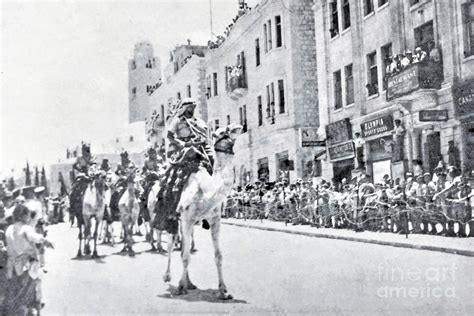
328, 141, 354, 161
326, 118, 352, 145
368, 136, 393, 161
300, 128, 324, 147
419, 110, 448, 122
386, 65, 420, 101
360, 115, 394, 138
453, 80, 474, 118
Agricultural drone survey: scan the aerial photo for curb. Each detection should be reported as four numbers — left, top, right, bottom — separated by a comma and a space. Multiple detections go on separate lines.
222, 221, 474, 257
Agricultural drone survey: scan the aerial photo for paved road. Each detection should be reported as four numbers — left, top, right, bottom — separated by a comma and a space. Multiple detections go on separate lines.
42, 222, 473, 315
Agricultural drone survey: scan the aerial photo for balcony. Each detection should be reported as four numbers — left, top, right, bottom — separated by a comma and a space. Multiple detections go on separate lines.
225, 65, 247, 99
386, 61, 443, 101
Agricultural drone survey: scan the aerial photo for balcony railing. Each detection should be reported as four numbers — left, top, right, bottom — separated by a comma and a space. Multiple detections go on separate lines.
386, 61, 443, 101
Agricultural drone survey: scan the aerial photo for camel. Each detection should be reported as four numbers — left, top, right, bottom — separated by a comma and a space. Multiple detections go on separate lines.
163, 123, 243, 300
80, 170, 109, 258
118, 169, 141, 256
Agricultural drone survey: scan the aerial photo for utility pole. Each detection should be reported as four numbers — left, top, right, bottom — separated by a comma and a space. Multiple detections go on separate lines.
209, 0, 214, 40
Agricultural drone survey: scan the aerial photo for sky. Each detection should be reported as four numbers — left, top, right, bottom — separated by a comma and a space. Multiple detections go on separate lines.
1, 0, 259, 179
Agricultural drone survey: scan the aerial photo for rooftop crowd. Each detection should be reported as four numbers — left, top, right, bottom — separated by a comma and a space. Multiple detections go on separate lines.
224, 165, 473, 238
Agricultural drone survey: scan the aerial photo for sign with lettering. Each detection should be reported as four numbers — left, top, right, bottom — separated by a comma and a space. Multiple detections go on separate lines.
419, 110, 448, 122
360, 115, 394, 138
300, 128, 324, 147
326, 118, 352, 145
453, 80, 474, 118
328, 141, 354, 161
386, 65, 420, 101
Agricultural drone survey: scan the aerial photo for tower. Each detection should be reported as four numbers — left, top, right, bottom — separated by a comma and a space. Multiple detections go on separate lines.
128, 41, 161, 123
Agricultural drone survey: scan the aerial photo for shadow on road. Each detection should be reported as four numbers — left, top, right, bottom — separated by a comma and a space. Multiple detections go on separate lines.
70, 255, 107, 264
158, 285, 247, 304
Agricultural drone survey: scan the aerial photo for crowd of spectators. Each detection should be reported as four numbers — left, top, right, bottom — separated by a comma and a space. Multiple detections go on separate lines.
224, 165, 473, 238
208, 3, 252, 50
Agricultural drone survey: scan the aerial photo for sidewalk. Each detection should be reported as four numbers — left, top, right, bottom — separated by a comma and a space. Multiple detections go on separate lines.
221, 218, 474, 257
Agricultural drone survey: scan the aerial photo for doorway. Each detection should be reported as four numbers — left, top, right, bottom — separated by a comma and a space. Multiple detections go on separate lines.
425, 132, 441, 174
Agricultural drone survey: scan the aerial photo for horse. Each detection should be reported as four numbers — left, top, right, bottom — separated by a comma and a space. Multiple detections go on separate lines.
163, 124, 243, 300
80, 171, 109, 258
118, 169, 141, 256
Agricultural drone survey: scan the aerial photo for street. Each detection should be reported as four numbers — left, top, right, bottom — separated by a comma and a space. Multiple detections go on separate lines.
42, 221, 473, 315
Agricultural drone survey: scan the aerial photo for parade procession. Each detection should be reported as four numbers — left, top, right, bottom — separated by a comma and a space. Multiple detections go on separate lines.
1, 0, 474, 315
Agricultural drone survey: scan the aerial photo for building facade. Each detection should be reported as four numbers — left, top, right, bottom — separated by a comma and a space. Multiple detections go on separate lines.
314, 0, 474, 183
146, 44, 209, 148
205, 0, 318, 185
128, 41, 162, 123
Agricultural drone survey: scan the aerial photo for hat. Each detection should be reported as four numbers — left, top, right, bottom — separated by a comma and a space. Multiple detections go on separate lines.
423, 172, 431, 177
434, 161, 445, 172
34, 186, 45, 194
447, 165, 457, 172
415, 47, 422, 51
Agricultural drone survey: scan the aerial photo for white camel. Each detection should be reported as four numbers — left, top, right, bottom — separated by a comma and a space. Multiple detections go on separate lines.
81, 171, 110, 258
163, 124, 243, 300
146, 179, 167, 252
118, 169, 141, 256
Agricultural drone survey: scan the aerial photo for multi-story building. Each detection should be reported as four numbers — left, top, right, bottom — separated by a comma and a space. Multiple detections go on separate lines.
314, 0, 474, 183
205, 0, 318, 185
146, 43, 209, 148
128, 41, 162, 123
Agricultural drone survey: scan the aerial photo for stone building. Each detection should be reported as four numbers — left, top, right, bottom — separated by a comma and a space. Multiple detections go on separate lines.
146, 44, 209, 148
128, 41, 162, 123
205, 0, 318, 185
314, 0, 474, 183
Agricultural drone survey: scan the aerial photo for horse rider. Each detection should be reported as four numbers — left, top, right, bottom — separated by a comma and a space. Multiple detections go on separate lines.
152, 98, 213, 234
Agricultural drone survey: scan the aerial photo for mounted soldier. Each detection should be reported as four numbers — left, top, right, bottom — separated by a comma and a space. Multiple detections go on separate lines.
109, 151, 135, 223
152, 98, 213, 234
139, 147, 163, 232
69, 143, 95, 226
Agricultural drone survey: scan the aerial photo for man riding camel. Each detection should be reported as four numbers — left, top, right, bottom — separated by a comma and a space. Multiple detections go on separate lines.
69, 143, 95, 224
109, 151, 135, 222
139, 147, 163, 226
152, 98, 213, 234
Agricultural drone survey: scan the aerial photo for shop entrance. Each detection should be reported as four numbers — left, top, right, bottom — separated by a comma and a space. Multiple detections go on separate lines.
332, 158, 354, 183
425, 132, 441, 173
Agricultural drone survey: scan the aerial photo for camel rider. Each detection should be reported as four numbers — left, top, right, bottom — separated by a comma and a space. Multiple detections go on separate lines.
109, 151, 135, 219
69, 143, 95, 220
153, 98, 213, 234
139, 147, 163, 222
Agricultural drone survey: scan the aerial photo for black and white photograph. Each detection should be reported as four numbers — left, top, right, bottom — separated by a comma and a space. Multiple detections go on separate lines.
1, 0, 473, 314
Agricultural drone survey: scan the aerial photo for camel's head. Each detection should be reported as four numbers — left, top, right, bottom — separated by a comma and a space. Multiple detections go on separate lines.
213, 123, 243, 155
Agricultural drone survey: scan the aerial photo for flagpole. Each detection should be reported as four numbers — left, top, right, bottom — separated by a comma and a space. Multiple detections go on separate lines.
209, 0, 214, 40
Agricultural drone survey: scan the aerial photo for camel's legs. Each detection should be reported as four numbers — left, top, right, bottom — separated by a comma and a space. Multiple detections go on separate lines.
77, 223, 83, 258
177, 219, 194, 294
83, 216, 91, 255
92, 218, 100, 258
211, 217, 232, 300
156, 230, 166, 253
163, 232, 174, 283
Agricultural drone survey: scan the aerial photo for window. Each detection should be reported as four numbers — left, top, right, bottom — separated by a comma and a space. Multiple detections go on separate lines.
367, 51, 379, 96
381, 43, 392, 90
255, 38, 261, 66
187, 84, 191, 98
214, 119, 220, 130
227, 115, 231, 126
131, 87, 136, 97
177, 92, 181, 100
278, 79, 285, 114
267, 19, 272, 50
364, 0, 374, 16
330, 1, 339, 38
129, 136, 134, 142
243, 105, 248, 132
239, 107, 243, 126
206, 75, 211, 98
464, 2, 474, 57
258, 96, 263, 126
275, 16, 282, 47
378, 0, 388, 7
213, 72, 218, 96
345, 64, 354, 105
161, 104, 165, 122
409, 0, 420, 6
333, 70, 343, 109
414, 21, 434, 53
131, 60, 136, 70
263, 24, 268, 53
342, 0, 351, 30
